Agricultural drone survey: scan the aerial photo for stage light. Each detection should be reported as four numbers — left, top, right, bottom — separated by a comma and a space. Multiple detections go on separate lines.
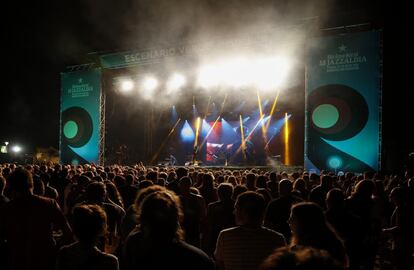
11, 145, 22, 153
284, 112, 290, 165
221, 58, 250, 87
167, 73, 186, 93
252, 56, 291, 90
143, 76, 158, 91
221, 118, 238, 144
197, 65, 221, 89
180, 120, 195, 142
202, 119, 211, 136
120, 79, 134, 92
142, 76, 158, 99
171, 105, 178, 124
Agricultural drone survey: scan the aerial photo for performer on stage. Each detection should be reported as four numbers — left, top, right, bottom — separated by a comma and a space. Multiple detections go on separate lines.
169, 154, 177, 166
192, 145, 199, 165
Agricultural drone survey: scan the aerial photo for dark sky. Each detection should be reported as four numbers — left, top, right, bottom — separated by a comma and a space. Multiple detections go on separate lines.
2, 0, 397, 161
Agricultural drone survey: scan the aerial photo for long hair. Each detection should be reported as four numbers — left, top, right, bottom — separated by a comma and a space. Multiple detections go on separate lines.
137, 190, 184, 242
290, 202, 346, 265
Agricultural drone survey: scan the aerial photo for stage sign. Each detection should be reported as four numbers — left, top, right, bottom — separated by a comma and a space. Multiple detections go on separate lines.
305, 31, 381, 173
60, 69, 102, 165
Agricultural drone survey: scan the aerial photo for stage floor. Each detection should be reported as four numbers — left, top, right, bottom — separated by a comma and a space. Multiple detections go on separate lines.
152, 164, 304, 173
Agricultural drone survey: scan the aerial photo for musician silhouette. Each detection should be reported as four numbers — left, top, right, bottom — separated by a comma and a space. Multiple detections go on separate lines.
168, 154, 177, 166
192, 145, 199, 165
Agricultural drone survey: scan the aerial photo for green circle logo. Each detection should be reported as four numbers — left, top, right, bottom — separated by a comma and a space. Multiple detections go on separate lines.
64, 121, 78, 139
312, 104, 339, 129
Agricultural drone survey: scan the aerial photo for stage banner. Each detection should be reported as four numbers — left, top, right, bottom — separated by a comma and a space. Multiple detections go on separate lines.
60, 69, 102, 165
305, 31, 381, 173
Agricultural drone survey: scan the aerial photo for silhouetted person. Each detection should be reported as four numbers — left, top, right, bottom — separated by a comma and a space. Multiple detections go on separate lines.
292, 178, 309, 200
325, 188, 363, 270
245, 173, 257, 191
167, 167, 188, 195
120, 185, 165, 244
264, 179, 302, 240
382, 187, 414, 270
179, 176, 206, 247
215, 191, 286, 270
0, 168, 73, 270
309, 175, 332, 209
199, 173, 218, 205
267, 171, 279, 199
289, 202, 347, 267
118, 174, 138, 209
40, 173, 59, 201
345, 180, 381, 270
56, 204, 119, 270
82, 182, 125, 252
202, 183, 235, 255
0, 175, 9, 206
123, 189, 214, 270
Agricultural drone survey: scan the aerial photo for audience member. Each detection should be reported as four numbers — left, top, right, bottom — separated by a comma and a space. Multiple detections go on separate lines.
215, 191, 286, 270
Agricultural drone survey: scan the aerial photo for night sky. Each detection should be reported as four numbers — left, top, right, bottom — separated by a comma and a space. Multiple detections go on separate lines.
3, 0, 407, 170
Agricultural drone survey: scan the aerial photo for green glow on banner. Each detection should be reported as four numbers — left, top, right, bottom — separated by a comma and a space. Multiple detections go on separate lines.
312, 104, 339, 129
63, 121, 78, 139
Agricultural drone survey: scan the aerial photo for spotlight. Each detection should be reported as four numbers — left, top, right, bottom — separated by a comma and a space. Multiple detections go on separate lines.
120, 79, 134, 92
143, 76, 158, 91
253, 56, 291, 90
197, 65, 221, 89
221, 57, 249, 87
11, 145, 22, 153
167, 73, 186, 93
142, 76, 158, 100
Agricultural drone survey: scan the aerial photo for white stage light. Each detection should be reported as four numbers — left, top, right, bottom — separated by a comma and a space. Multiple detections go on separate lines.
197, 55, 291, 91
197, 65, 221, 89
252, 56, 291, 90
142, 76, 158, 99
222, 58, 250, 87
143, 76, 158, 91
167, 73, 186, 93
120, 79, 134, 92
11, 145, 22, 153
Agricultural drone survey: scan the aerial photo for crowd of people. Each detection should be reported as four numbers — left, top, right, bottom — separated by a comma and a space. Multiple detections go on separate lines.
0, 162, 413, 270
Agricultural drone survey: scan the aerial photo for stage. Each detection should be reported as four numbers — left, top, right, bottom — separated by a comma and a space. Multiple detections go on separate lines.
153, 163, 304, 173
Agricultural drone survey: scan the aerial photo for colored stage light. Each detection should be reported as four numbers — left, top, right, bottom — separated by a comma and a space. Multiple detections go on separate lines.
221, 118, 238, 144
201, 119, 211, 136
180, 120, 195, 142
120, 79, 134, 92
167, 73, 186, 93
284, 112, 290, 165
171, 105, 178, 123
